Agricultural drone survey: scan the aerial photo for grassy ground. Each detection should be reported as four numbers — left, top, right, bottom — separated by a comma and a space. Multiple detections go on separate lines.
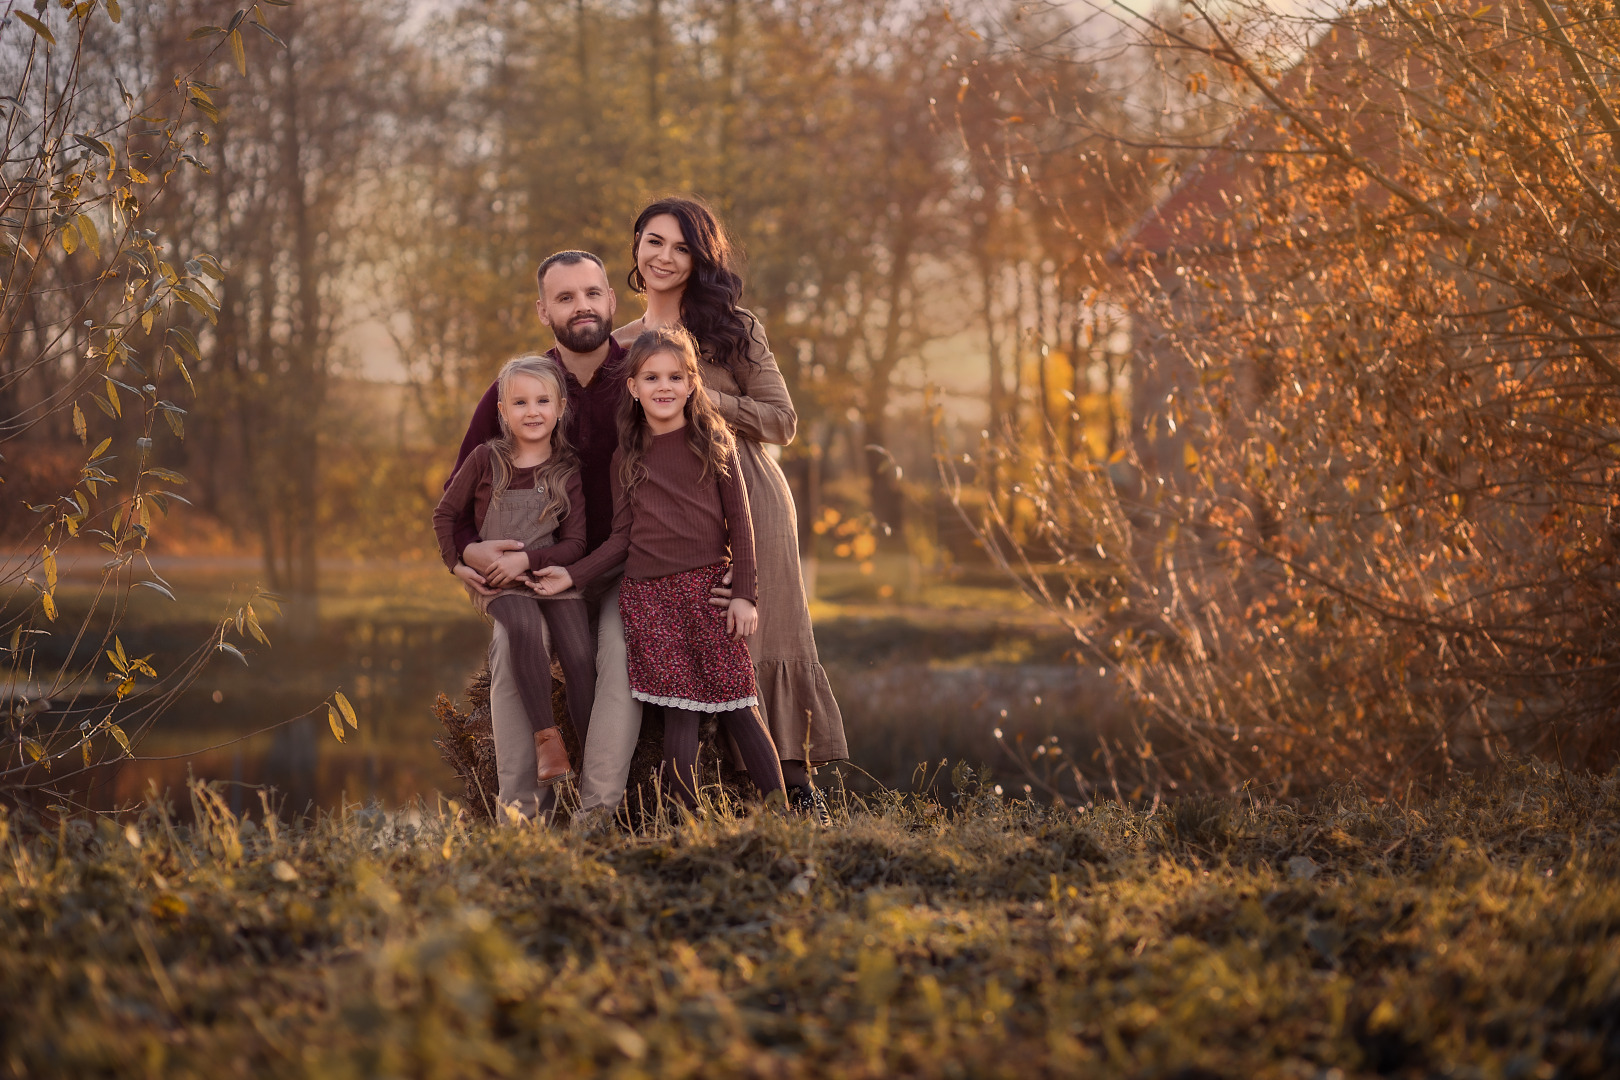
2, 762, 1616, 1078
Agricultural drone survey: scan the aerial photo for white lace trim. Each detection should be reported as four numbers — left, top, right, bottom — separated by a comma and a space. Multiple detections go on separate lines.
631, 691, 758, 713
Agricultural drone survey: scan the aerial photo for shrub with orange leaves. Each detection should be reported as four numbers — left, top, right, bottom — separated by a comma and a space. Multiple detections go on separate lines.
972, 0, 1620, 795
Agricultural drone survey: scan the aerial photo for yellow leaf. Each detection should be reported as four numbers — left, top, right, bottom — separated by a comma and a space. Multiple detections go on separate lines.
108, 723, 132, 755
23, 737, 46, 762
229, 28, 246, 74
141, 309, 154, 334
128, 167, 150, 184
43, 549, 57, 590
1183, 442, 1200, 470
15, 12, 56, 44
61, 222, 80, 254
328, 706, 345, 743
149, 892, 188, 920
107, 0, 122, 23
174, 355, 196, 396
75, 214, 100, 257
73, 402, 86, 444
334, 690, 358, 729
90, 436, 112, 459
41, 593, 57, 622
105, 381, 121, 418
245, 604, 269, 645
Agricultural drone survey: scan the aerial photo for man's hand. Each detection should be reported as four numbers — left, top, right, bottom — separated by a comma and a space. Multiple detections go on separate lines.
708, 566, 734, 609
463, 538, 524, 575
453, 562, 499, 597
484, 550, 531, 589
726, 597, 758, 640
529, 566, 575, 597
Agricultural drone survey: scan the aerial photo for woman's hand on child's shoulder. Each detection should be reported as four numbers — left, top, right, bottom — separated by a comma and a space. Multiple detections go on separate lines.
726, 597, 758, 641
529, 566, 574, 597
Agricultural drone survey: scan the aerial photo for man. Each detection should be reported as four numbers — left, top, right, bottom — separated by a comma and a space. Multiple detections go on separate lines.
448, 251, 640, 820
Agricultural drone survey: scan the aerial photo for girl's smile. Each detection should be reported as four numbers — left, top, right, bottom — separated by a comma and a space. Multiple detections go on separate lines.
630, 349, 692, 435
636, 213, 693, 295
499, 372, 561, 464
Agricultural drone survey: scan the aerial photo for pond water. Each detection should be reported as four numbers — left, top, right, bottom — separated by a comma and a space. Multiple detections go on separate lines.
18, 562, 1113, 814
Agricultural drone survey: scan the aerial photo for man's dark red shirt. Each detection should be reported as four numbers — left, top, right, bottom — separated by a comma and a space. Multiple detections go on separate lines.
447, 338, 628, 558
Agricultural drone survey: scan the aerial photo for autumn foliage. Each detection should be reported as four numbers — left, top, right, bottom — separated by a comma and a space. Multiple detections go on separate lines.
976, 0, 1620, 795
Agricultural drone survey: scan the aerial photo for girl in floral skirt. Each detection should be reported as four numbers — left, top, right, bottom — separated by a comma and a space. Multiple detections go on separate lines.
531, 326, 785, 809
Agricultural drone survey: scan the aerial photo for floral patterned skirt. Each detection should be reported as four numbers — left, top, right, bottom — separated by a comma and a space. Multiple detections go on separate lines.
619, 562, 758, 712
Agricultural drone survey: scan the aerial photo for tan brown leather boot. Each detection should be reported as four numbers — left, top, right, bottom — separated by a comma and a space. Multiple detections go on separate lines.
533, 727, 574, 786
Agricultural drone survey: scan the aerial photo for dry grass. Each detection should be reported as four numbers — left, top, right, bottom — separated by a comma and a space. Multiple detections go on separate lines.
2, 762, 1616, 1078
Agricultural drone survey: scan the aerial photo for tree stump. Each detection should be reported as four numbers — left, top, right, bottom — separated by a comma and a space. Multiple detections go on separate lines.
434, 662, 754, 824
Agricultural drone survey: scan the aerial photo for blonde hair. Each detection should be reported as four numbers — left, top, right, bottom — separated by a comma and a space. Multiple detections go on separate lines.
617, 326, 736, 494
490, 354, 577, 529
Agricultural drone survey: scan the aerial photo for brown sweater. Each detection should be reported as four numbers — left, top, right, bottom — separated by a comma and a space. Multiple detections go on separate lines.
432, 443, 587, 572
566, 429, 757, 602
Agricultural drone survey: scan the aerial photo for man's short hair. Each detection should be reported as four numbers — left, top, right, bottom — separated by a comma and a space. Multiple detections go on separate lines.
537, 250, 607, 293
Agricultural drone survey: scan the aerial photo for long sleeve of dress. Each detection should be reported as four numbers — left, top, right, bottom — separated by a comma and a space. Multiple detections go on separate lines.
706, 315, 797, 446
564, 450, 632, 589
527, 471, 589, 570
433, 445, 491, 571
718, 447, 757, 604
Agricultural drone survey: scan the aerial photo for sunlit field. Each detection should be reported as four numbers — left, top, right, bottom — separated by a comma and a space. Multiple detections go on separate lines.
4, 763, 1615, 1078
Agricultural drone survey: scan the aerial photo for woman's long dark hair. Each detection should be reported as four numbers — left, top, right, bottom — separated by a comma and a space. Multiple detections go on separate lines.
628, 196, 761, 384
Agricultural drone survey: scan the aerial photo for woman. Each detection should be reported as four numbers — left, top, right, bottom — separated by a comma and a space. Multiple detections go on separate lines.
613, 197, 848, 813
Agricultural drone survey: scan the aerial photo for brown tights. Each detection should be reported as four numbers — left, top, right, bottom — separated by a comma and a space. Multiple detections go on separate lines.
488, 595, 595, 743
662, 707, 785, 809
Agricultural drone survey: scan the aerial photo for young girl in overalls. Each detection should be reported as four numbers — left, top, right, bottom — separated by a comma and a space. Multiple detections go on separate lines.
433, 354, 595, 786
531, 327, 785, 809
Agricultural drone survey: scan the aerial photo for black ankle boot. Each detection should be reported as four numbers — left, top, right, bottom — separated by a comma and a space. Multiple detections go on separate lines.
787, 785, 833, 828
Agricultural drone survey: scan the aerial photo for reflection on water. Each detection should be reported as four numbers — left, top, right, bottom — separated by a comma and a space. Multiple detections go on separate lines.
87, 618, 489, 815
68, 608, 1103, 814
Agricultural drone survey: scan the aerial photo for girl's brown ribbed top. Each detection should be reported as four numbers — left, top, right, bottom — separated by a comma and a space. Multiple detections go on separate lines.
565, 429, 757, 602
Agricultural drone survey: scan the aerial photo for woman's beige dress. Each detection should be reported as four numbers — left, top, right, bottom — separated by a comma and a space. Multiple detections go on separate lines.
617, 314, 848, 764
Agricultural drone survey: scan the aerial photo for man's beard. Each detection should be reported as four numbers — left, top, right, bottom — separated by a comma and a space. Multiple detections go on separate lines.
553, 314, 610, 353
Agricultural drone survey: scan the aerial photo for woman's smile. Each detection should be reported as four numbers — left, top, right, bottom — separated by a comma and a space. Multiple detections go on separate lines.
635, 213, 693, 295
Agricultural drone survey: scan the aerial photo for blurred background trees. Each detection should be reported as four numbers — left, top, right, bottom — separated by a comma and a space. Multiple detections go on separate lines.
9, 0, 1153, 585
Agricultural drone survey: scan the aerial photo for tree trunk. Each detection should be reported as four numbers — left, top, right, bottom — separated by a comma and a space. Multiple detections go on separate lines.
281, 23, 322, 639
